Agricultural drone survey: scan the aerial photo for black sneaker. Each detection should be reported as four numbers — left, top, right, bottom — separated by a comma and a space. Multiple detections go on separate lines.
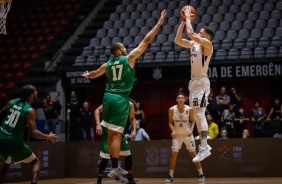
199, 174, 205, 182
128, 180, 136, 184
165, 175, 173, 183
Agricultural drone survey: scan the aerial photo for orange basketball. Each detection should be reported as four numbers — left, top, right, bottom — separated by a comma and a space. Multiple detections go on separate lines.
180, 6, 196, 22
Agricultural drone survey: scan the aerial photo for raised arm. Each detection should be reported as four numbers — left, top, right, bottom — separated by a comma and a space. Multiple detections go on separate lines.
127, 10, 166, 66
81, 63, 107, 79
94, 105, 103, 135
27, 108, 57, 143
184, 6, 212, 50
175, 21, 193, 48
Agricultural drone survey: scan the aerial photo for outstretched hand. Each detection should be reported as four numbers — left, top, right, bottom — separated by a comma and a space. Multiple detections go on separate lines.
183, 5, 191, 19
157, 9, 167, 25
81, 70, 90, 78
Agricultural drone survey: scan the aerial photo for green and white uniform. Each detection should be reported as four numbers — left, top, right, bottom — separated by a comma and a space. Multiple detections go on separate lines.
0, 98, 36, 163
102, 55, 135, 133
100, 121, 131, 159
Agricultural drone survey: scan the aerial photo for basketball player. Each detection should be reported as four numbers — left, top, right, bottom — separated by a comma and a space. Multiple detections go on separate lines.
0, 85, 57, 184
82, 10, 166, 180
94, 101, 136, 184
175, 6, 215, 162
165, 92, 205, 183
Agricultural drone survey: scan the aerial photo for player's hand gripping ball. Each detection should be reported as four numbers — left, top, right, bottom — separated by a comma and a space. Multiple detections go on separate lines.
180, 6, 196, 22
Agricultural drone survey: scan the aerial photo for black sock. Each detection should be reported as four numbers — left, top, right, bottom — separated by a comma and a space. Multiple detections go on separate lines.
31, 182, 36, 184
127, 174, 133, 181
111, 158, 118, 168
97, 175, 102, 183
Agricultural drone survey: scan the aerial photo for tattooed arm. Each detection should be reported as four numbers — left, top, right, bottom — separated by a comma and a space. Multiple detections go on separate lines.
127, 10, 166, 68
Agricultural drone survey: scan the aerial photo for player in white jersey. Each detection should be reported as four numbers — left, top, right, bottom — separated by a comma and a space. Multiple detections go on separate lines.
175, 6, 215, 162
165, 92, 205, 183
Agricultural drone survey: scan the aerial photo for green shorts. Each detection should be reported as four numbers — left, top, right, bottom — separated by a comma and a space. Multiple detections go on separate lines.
100, 128, 131, 159
0, 132, 35, 163
102, 92, 130, 133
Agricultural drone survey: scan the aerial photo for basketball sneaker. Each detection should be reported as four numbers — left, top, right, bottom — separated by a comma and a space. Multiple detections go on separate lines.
192, 145, 211, 162
128, 180, 136, 184
118, 165, 128, 175
199, 174, 205, 182
165, 175, 174, 183
207, 144, 212, 151
107, 168, 129, 184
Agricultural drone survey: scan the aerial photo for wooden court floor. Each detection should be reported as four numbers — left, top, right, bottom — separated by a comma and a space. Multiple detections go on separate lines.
11, 177, 282, 184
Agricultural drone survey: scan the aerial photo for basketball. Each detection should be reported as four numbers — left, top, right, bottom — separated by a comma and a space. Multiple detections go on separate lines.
180, 6, 196, 22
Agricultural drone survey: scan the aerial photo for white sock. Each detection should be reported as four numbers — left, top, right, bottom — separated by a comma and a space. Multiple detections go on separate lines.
169, 169, 174, 177
198, 168, 203, 175
201, 137, 207, 148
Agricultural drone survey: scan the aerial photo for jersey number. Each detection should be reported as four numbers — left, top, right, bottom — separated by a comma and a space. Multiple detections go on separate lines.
193, 100, 198, 107
4, 109, 20, 128
111, 64, 123, 81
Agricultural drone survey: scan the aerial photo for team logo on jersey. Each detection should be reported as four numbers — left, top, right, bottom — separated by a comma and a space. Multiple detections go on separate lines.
179, 115, 183, 119
146, 147, 160, 167
186, 110, 188, 114
152, 67, 162, 80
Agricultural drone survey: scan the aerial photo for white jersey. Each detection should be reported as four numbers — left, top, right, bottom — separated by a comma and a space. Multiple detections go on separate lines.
190, 42, 213, 78
172, 105, 191, 135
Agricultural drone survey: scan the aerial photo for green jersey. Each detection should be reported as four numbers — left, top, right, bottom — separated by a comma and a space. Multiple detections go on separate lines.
105, 55, 135, 95
0, 98, 31, 138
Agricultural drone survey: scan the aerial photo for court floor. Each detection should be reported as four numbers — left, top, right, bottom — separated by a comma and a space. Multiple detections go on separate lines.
11, 178, 282, 184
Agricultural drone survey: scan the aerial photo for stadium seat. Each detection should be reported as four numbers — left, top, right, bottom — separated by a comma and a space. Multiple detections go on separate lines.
155, 52, 166, 63
254, 47, 265, 59
129, 27, 140, 37
241, 4, 251, 13
178, 50, 190, 62
214, 49, 226, 60
227, 48, 239, 60
118, 27, 129, 37
240, 48, 253, 59
266, 47, 278, 58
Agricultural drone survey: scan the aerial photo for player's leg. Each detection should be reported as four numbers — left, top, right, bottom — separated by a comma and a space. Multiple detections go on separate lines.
102, 93, 130, 177
165, 136, 182, 183
184, 135, 205, 182
29, 158, 41, 184
120, 134, 135, 183
0, 156, 11, 183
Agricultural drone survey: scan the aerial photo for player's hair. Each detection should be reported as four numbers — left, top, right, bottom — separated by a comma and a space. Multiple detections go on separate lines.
110, 42, 122, 55
253, 99, 261, 105
21, 84, 36, 100
176, 92, 186, 98
221, 127, 227, 132
202, 26, 215, 40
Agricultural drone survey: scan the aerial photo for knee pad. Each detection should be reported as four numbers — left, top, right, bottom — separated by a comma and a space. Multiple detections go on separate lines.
124, 155, 133, 171
98, 158, 109, 174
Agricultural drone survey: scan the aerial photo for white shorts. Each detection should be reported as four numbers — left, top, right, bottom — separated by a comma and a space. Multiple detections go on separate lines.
171, 134, 196, 152
188, 77, 210, 108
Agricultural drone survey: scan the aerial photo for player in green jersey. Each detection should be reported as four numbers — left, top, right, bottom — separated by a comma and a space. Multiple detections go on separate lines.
94, 101, 136, 184
82, 10, 166, 181
0, 85, 57, 184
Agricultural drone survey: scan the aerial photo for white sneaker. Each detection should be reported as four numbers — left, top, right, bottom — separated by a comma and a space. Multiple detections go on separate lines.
118, 165, 128, 175
192, 145, 211, 162
165, 175, 173, 183
107, 168, 129, 184
207, 144, 212, 151
199, 174, 205, 182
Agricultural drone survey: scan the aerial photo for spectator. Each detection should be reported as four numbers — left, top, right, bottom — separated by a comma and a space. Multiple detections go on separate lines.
221, 104, 235, 138
216, 87, 230, 114
67, 91, 81, 141
206, 88, 220, 123
126, 120, 150, 141
267, 97, 282, 131
218, 127, 229, 139
42, 94, 61, 134
206, 114, 219, 139
79, 101, 94, 141
230, 87, 243, 114
242, 129, 250, 138
234, 107, 249, 138
134, 102, 146, 129
251, 99, 266, 138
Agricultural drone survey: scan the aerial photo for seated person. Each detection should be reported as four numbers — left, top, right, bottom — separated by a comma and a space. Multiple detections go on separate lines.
126, 120, 150, 141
